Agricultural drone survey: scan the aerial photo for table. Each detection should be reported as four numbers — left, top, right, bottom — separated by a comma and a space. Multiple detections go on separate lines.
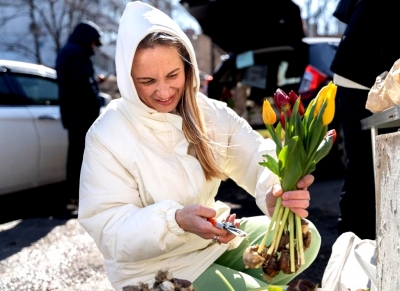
360, 105, 400, 176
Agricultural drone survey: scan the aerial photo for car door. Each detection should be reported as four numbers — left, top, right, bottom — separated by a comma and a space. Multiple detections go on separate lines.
0, 72, 39, 195
13, 73, 68, 186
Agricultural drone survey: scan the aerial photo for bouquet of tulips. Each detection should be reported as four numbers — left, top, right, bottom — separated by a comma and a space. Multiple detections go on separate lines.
242, 82, 338, 281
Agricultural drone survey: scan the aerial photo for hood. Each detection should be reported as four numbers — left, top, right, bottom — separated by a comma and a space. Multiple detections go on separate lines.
180, 0, 305, 54
115, 1, 200, 114
68, 20, 103, 48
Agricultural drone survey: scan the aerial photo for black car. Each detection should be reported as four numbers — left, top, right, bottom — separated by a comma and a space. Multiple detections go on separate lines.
181, 0, 345, 178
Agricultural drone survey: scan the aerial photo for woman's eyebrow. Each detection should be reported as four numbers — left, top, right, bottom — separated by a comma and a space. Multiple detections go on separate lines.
168, 68, 181, 75
134, 66, 182, 80
136, 76, 153, 80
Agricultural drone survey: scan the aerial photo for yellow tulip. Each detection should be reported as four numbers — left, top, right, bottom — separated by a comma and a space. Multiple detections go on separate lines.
313, 82, 337, 120
262, 99, 277, 125
322, 84, 337, 125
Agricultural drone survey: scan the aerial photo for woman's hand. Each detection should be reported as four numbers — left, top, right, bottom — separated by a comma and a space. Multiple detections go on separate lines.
266, 174, 314, 218
175, 205, 238, 244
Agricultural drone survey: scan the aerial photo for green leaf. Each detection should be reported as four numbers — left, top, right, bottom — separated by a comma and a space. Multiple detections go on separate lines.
288, 101, 299, 139
313, 130, 334, 163
303, 98, 316, 132
304, 162, 316, 175
293, 99, 305, 144
259, 154, 280, 176
279, 136, 306, 191
306, 102, 327, 159
275, 122, 283, 155
266, 124, 282, 155
283, 112, 291, 146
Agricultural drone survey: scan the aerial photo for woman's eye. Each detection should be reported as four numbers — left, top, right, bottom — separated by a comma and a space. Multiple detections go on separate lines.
168, 74, 178, 79
141, 80, 154, 85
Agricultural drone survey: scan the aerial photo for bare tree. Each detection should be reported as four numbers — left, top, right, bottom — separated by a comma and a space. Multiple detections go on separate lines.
143, 0, 173, 16
0, 0, 123, 65
0, 0, 199, 66
301, 0, 341, 36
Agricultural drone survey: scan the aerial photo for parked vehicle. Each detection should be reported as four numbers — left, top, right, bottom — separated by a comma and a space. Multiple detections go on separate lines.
181, 0, 345, 178
298, 37, 340, 103
205, 37, 345, 177
0, 60, 111, 195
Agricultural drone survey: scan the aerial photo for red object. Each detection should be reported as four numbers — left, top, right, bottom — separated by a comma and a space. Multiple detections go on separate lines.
274, 89, 291, 112
207, 217, 217, 227
326, 129, 337, 144
280, 112, 285, 128
298, 65, 328, 101
288, 90, 305, 116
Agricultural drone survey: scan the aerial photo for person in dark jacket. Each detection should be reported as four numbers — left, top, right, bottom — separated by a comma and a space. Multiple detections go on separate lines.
56, 20, 103, 211
330, 0, 400, 239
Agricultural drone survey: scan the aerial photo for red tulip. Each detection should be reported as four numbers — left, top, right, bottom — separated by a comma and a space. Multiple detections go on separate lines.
326, 129, 337, 144
280, 109, 292, 128
288, 90, 305, 116
274, 89, 291, 112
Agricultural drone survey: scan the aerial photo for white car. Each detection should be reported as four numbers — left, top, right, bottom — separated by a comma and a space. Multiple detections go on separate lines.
0, 60, 111, 196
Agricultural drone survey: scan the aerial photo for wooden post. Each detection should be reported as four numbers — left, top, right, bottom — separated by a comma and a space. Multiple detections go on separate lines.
375, 131, 400, 291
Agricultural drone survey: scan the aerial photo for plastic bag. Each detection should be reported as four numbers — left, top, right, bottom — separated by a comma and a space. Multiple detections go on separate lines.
366, 58, 400, 113
321, 232, 377, 291
354, 240, 377, 289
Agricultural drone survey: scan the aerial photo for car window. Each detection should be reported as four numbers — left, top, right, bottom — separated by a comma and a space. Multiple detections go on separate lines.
0, 72, 28, 105
0, 73, 11, 100
13, 74, 59, 105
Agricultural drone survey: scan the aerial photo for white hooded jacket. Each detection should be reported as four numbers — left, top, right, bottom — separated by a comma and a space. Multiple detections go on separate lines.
78, 1, 279, 290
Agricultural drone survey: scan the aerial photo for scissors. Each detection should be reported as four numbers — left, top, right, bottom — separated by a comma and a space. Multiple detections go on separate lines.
207, 217, 247, 237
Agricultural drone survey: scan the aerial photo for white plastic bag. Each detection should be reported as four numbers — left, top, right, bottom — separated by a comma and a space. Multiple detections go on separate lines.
354, 240, 377, 289
321, 232, 377, 291
366, 58, 400, 113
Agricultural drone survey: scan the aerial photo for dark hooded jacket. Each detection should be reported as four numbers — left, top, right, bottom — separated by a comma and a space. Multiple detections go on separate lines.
56, 21, 103, 130
330, 0, 400, 88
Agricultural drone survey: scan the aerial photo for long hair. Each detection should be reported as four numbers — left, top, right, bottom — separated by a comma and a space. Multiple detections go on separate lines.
136, 32, 226, 181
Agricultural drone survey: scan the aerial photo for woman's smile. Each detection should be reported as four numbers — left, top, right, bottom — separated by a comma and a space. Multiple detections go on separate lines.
155, 94, 174, 105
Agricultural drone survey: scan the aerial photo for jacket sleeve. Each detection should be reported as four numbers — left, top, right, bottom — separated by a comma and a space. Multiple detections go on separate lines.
78, 131, 191, 263
203, 97, 280, 216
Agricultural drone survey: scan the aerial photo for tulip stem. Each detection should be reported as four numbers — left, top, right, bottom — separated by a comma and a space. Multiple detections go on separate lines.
269, 206, 284, 253
272, 207, 290, 253
289, 212, 295, 273
295, 214, 305, 265
215, 270, 235, 291
266, 124, 282, 153
258, 197, 282, 253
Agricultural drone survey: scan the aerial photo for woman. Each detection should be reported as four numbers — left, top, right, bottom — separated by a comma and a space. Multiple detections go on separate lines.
78, 2, 321, 290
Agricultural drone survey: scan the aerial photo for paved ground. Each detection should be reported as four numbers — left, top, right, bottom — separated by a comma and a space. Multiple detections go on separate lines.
0, 177, 342, 290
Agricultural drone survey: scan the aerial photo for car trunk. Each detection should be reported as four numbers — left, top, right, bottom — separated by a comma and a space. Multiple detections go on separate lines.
180, 0, 309, 101
180, 0, 307, 54
181, 0, 310, 132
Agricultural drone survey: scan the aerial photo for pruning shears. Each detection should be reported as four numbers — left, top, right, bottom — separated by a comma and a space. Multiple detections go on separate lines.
207, 217, 247, 237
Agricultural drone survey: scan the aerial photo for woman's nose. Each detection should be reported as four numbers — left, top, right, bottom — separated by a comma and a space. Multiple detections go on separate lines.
157, 82, 171, 98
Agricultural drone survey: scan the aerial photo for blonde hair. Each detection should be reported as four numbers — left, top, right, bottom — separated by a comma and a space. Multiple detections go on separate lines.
137, 33, 226, 181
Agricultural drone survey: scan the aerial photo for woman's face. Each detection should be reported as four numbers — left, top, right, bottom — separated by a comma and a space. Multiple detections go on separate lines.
131, 45, 186, 113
